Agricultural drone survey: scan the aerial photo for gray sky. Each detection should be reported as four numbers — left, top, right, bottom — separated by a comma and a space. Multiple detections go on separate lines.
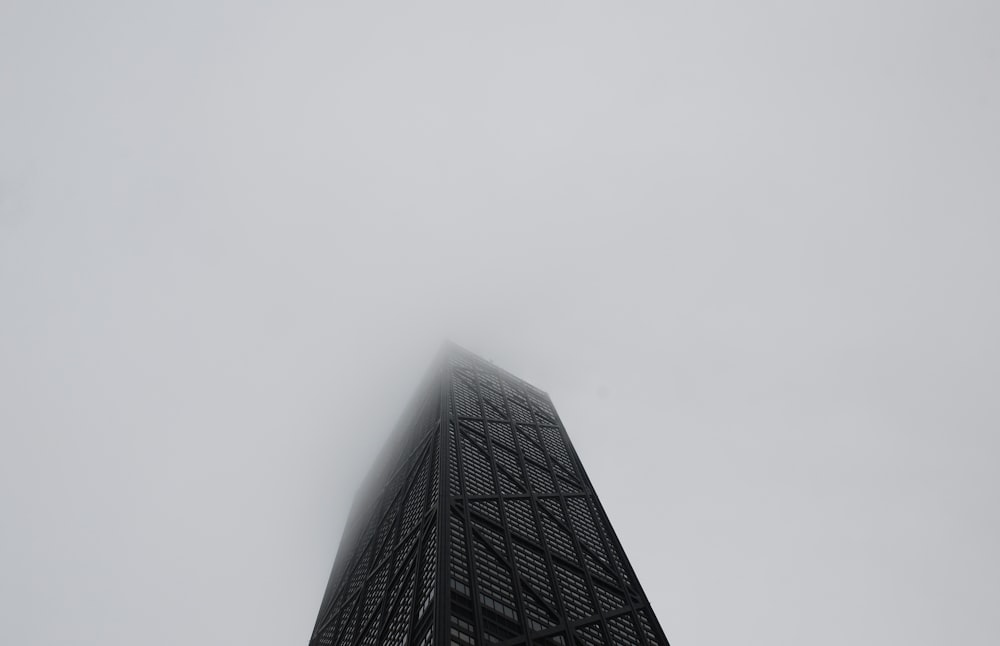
2, 1, 998, 644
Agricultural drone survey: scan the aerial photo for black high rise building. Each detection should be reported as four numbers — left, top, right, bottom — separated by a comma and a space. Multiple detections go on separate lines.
310, 345, 670, 646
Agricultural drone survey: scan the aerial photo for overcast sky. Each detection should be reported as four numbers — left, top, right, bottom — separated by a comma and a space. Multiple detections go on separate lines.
2, 2, 998, 645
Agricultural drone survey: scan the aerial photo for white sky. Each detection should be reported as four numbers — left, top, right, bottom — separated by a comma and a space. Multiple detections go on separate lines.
1, 2, 998, 645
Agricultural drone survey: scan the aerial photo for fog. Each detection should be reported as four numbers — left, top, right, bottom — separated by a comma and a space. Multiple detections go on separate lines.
2, 2, 998, 645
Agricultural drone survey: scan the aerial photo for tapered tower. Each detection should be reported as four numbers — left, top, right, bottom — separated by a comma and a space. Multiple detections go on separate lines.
310, 344, 670, 645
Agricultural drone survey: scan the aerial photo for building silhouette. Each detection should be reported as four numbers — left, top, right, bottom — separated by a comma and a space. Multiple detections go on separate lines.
310, 345, 670, 645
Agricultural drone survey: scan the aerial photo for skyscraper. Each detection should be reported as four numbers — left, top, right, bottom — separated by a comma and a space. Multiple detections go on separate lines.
310, 345, 670, 646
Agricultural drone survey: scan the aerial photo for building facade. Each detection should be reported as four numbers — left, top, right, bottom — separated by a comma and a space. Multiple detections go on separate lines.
310, 345, 670, 646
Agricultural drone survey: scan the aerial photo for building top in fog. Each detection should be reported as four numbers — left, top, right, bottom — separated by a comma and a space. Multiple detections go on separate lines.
310, 344, 670, 645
